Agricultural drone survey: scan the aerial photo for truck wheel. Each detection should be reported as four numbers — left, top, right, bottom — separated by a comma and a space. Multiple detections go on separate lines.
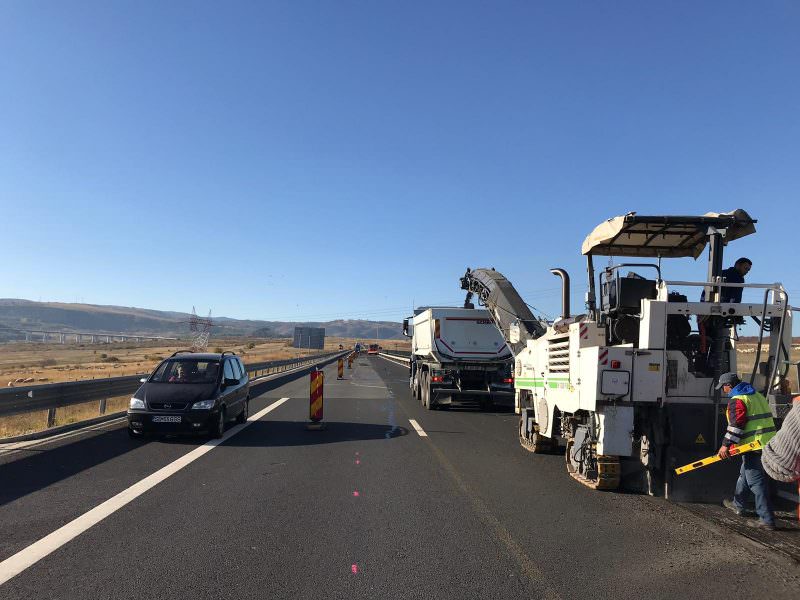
422, 373, 432, 410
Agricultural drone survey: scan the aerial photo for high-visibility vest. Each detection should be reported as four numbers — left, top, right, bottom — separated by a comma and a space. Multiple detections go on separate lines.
730, 391, 777, 446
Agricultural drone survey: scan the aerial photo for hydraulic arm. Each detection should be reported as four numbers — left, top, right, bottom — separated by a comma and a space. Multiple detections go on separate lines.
460, 268, 547, 355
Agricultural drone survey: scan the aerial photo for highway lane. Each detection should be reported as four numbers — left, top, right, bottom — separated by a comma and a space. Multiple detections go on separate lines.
0, 356, 798, 599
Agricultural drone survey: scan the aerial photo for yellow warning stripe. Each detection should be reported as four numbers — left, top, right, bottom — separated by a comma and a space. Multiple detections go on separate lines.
310, 396, 323, 416
675, 440, 762, 475
310, 373, 323, 396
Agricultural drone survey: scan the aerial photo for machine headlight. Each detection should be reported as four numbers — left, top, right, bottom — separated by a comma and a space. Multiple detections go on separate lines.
129, 397, 146, 410
192, 399, 215, 410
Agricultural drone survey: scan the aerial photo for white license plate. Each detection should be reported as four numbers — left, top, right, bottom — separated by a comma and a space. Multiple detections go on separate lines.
152, 415, 181, 423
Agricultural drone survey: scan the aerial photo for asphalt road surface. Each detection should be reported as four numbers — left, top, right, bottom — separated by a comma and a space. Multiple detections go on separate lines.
1, 356, 798, 599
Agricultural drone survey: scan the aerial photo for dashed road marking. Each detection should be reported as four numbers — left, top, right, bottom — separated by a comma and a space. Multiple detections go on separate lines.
0, 397, 291, 587
409, 419, 428, 437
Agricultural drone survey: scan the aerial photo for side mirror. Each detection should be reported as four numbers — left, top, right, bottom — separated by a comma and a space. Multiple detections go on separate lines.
402, 319, 410, 337
222, 378, 239, 387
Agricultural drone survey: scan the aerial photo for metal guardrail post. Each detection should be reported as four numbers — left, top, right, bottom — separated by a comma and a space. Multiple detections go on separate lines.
99, 398, 107, 415
46, 407, 56, 428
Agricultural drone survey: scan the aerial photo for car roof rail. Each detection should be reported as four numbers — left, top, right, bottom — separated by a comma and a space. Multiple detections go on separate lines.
170, 350, 195, 357
220, 351, 236, 357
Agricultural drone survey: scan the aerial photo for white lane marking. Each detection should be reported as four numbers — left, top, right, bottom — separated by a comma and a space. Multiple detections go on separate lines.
408, 419, 428, 437
0, 397, 290, 587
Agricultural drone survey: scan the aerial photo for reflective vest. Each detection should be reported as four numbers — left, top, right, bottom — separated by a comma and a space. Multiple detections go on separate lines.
730, 391, 777, 446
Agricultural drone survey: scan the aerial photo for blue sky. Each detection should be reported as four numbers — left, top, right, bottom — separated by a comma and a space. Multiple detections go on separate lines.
1, 1, 798, 329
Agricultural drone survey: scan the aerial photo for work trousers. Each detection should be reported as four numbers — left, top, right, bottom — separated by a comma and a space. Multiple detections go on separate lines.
732, 451, 775, 526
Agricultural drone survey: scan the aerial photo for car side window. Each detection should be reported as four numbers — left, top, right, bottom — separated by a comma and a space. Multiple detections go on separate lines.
237, 358, 248, 380
223, 360, 236, 381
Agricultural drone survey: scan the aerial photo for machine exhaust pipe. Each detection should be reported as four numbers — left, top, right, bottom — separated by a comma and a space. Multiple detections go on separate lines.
550, 268, 570, 319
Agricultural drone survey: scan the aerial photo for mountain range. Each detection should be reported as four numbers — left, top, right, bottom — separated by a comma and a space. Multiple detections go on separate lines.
0, 299, 403, 341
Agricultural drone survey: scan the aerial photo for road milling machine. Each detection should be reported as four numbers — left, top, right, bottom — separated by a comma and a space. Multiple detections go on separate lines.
461, 210, 796, 497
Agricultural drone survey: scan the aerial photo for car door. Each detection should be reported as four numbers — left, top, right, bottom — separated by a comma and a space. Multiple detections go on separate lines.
230, 357, 245, 415
222, 359, 239, 418
237, 358, 249, 402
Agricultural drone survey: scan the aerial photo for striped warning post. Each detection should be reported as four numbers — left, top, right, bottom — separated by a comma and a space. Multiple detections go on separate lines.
309, 370, 324, 422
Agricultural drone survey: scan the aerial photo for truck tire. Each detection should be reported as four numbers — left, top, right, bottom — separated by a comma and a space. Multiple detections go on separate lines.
422, 372, 432, 410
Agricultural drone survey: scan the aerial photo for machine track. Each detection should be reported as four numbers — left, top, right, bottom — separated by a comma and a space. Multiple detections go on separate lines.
565, 439, 621, 490
518, 415, 558, 453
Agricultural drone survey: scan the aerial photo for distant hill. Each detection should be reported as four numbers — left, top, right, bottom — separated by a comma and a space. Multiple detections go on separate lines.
0, 299, 403, 341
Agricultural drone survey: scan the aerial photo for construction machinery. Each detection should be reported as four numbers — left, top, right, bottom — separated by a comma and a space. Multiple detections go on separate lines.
461, 210, 796, 496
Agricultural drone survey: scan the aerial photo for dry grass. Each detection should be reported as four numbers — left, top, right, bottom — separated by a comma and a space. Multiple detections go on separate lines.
735, 342, 800, 392
0, 336, 389, 386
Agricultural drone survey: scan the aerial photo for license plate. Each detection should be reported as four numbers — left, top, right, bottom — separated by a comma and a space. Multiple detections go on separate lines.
152, 415, 181, 423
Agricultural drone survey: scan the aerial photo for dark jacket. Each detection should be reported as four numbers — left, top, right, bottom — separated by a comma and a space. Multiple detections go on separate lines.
700, 266, 744, 302
719, 266, 744, 303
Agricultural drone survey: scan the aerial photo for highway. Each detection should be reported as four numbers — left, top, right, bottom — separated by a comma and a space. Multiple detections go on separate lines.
1, 356, 798, 599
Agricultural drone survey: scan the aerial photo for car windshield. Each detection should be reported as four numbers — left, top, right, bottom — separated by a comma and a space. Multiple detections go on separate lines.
150, 360, 220, 384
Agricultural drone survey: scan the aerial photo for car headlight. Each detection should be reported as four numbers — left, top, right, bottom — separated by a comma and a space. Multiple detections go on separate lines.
129, 397, 146, 410
192, 399, 215, 410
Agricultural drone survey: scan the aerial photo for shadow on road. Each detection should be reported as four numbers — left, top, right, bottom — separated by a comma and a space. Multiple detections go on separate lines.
0, 428, 149, 507
222, 420, 409, 447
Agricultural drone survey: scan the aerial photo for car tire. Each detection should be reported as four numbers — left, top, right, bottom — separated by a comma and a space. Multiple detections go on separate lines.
211, 409, 225, 439
237, 398, 249, 424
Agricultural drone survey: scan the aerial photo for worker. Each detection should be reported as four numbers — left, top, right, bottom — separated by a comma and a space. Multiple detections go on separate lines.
702, 257, 752, 303
762, 396, 800, 483
717, 372, 777, 530
720, 257, 752, 303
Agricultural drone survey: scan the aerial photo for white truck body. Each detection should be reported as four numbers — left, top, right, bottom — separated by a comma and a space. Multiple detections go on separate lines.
411, 307, 511, 363
408, 307, 514, 409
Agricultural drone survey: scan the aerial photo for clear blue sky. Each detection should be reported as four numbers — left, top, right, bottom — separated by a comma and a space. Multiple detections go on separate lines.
1, 2, 798, 329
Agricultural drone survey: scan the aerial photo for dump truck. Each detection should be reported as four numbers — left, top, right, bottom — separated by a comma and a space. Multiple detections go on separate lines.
402, 307, 514, 409
461, 210, 796, 498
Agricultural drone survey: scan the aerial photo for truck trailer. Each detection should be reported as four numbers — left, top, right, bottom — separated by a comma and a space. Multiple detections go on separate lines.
402, 307, 514, 410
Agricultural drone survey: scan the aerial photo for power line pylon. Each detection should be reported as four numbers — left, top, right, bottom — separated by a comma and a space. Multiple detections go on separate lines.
189, 307, 213, 351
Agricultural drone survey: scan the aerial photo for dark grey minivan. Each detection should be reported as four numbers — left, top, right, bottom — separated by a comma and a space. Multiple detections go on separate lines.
127, 351, 250, 439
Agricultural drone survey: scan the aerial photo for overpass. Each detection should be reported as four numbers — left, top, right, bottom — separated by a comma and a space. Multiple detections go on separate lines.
12, 329, 178, 344
0, 355, 798, 598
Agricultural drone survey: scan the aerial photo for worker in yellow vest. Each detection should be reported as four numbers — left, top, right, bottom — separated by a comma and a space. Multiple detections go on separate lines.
716, 372, 777, 530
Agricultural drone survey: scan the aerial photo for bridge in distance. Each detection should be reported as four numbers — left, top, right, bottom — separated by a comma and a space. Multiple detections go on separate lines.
0, 355, 798, 599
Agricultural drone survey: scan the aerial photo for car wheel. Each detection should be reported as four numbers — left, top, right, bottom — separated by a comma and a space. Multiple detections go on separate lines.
237, 398, 249, 424
211, 409, 225, 439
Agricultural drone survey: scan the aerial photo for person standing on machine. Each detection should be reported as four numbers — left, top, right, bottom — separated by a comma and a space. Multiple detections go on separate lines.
717, 372, 777, 530
719, 257, 752, 303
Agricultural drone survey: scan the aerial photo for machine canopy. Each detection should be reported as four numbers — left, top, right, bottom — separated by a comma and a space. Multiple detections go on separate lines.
581, 209, 756, 258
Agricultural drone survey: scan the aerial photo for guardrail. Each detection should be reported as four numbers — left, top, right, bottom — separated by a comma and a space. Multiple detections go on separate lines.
378, 350, 411, 365
0, 351, 344, 424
